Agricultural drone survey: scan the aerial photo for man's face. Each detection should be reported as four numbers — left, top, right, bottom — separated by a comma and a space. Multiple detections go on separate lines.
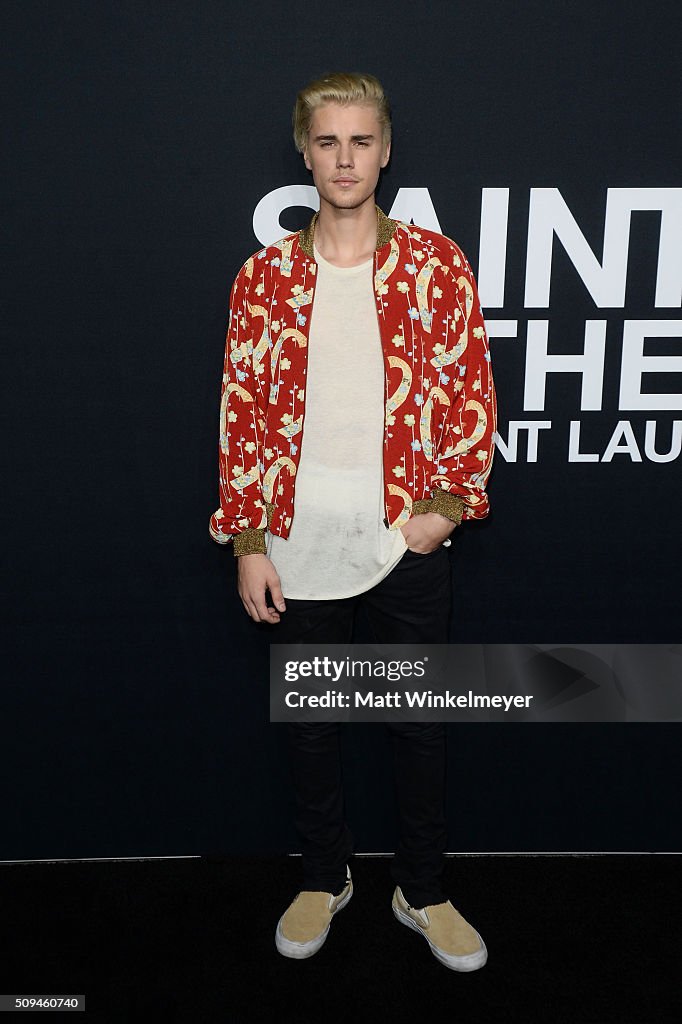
303, 102, 390, 212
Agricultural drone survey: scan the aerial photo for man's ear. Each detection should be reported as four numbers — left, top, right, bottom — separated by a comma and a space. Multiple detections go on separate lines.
303, 148, 312, 171
381, 141, 391, 169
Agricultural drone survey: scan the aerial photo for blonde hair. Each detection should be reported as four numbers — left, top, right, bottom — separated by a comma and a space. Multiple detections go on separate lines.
292, 72, 391, 153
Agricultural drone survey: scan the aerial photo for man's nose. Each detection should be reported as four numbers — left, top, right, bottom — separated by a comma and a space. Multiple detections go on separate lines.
337, 144, 354, 167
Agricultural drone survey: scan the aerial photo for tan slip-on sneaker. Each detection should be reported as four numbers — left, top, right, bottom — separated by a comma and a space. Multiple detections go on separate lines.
392, 885, 488, 972
275, 868, 353, 959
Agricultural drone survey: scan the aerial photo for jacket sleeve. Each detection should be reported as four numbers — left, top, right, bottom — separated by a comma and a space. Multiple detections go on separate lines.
430, 244, 497, 523
208, 262, 268, 556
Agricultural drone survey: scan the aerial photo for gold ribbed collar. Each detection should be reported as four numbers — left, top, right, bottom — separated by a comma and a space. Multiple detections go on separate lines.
298, 204, 397, 259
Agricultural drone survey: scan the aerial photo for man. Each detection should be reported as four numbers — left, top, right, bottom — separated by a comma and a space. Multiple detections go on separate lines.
209, 72, 496, 971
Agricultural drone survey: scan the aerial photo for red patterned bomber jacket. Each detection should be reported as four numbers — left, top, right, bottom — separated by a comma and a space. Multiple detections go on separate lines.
209, 206, 496, 556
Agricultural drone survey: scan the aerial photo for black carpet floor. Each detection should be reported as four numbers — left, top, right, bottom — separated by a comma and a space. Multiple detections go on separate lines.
1, 855, 679, 1023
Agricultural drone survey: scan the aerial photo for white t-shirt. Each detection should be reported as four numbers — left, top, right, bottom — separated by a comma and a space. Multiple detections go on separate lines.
266, 245, 407, 599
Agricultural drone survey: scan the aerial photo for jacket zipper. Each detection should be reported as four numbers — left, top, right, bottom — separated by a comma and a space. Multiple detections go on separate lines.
374, 250, 391, 530
284, 259, 317, 535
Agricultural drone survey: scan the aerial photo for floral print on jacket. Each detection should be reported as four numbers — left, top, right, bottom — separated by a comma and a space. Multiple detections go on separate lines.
209, 207, 496, 556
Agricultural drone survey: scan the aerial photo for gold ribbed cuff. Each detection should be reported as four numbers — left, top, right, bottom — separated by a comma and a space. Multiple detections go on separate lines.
412, 491, 465, 527
430, 490, 465, 526
233, 528, 267, 557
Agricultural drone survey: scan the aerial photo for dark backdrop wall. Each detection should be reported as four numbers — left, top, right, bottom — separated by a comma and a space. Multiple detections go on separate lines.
3, 0, 680, 859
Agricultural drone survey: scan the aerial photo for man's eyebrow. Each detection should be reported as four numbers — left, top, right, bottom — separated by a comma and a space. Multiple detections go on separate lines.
313, 133, 376, 142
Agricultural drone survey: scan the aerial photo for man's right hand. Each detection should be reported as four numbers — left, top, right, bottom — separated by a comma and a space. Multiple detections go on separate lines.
236, 553, 287, 624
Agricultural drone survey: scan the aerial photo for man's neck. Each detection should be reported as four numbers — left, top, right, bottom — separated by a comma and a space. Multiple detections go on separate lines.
313, 196, 377, 268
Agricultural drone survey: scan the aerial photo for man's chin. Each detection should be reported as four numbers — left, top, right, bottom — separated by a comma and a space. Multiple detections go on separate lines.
323, 191, 375, 212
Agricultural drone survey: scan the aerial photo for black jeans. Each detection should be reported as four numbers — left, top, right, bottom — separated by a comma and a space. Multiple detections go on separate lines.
269, 545, 451, 909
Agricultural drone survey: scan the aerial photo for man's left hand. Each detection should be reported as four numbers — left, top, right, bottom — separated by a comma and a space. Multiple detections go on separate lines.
400, 512, 456, 554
